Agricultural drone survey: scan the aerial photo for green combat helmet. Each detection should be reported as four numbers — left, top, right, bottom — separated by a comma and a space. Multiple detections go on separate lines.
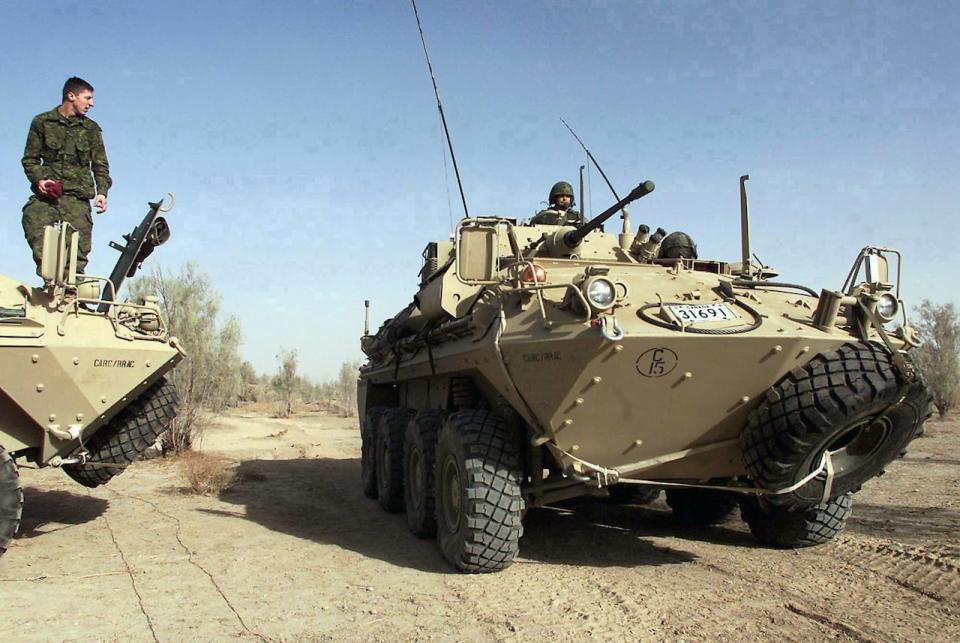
549, 181, 575, 205
659, 231, 698, 259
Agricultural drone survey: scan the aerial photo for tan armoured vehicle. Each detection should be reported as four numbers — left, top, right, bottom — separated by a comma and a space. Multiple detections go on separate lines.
357, 177, 932, 573
0, 199, 182, 557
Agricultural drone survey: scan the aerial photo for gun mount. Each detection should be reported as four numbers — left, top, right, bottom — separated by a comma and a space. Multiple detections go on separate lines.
98, 194, 174, 313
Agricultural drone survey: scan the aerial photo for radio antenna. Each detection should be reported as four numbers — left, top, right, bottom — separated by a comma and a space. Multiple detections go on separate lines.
560, 117, 625, 219
412, 0, 469, 218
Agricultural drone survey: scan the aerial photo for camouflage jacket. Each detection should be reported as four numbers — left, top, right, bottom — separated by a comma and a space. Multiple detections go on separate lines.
21, 108, 112, 200
530, 207, 581, 226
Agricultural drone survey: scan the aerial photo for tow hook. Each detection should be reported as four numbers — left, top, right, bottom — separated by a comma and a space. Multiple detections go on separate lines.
599, 315, 624, 342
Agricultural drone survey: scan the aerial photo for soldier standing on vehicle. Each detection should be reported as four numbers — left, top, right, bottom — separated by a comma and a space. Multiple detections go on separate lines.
531, 181, 582, 225
21, 77, 111, 277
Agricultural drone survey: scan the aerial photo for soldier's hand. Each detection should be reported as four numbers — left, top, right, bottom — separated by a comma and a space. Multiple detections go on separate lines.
94, 194, 107, 213
37, 179, 55, 196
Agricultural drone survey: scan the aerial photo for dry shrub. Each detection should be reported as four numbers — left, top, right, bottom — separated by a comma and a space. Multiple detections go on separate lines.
178, 452, 237, 495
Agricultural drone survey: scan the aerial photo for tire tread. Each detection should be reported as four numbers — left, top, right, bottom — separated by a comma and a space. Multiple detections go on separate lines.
437, 410, 523, 573
63, 378, 179, 488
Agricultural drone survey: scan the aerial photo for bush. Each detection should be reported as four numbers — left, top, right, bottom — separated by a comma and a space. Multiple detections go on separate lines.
178, 452, 237, 495
273, 349, 298, 418
130, 263, 244, 452
913, 300, 960, 416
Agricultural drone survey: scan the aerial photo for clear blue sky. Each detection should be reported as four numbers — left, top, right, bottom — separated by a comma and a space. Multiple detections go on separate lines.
1, 1, 957, 381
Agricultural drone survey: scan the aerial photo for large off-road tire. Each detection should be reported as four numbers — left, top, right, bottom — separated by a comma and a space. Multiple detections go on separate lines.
435, 410, 524, 573
361, 406, 389, 499
0, 447, 23, 557
63, 378, 179, 488
376, 408, 413, 513
904, 369, 935, 444
740, 493, 853, 548
741, 342, 928, 510
665, 488, 739, 526
608, 485, 661, 505
404, 409, 445, 538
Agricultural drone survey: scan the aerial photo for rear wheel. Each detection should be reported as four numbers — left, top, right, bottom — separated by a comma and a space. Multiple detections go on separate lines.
0, 447, 23, 558
63, 378, 179, 488
740, 493, 853, 548
361, 406, 388, 499
665, 488, 739, 526
404, 409, 445, 538
436, 410, 524, 573
376, 408, 412, 513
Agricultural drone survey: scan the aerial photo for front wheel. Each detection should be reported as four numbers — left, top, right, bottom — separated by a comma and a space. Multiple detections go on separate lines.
740, 493, 853, 548
741, 343, 927, 510
435, 410, 524, 573
0, 447, 23, 558
63, 378, 179, 488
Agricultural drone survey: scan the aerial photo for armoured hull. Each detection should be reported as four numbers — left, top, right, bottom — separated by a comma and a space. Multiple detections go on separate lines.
363, 258, 862, 481
0, 274, 181, 464
358, 185, 932, 573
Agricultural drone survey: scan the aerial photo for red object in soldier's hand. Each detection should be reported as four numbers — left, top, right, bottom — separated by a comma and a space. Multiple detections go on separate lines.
47, 180, 63, 199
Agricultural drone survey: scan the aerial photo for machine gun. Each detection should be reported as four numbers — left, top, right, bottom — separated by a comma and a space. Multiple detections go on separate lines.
97, 195, 173, 313
563, 180, 655, 248
527, 181, 655, 258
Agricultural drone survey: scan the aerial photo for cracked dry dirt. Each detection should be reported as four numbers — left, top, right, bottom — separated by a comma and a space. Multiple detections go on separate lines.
2, 411, 958, 642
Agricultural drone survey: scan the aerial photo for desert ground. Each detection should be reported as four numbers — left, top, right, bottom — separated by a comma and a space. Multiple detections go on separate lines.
1, 409, 957, 642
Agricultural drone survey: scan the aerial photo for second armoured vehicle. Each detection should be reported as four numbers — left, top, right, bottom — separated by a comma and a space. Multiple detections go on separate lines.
357, 177, 931, 573
0, 198, 182, 558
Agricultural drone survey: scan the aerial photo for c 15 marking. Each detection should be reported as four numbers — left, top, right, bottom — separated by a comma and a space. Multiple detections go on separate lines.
636, 347, 678, 378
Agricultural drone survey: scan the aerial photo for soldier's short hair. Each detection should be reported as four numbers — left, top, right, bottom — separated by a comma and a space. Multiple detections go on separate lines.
62, 77, 94, 101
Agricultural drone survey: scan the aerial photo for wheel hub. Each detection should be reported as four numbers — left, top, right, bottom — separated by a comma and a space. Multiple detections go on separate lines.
441, 456, 462, 533
408, 449, 423, 510
824, 413, 893, 474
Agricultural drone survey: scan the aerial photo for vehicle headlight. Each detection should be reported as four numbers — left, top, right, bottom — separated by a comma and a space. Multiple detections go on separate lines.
877, 293, 899, 322
584, 277, 616, 311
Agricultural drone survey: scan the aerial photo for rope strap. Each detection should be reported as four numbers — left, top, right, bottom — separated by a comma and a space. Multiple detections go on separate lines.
559, 447, 837, 501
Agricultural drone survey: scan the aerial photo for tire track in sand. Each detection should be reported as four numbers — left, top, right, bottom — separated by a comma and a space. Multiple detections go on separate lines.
834, 535, 960, 603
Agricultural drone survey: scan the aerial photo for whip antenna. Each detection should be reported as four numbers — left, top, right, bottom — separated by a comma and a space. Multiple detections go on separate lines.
412, 0, 469, 218
561, 117, 625, 218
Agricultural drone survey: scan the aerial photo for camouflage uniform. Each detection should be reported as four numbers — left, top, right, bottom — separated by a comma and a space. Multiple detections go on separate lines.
530, 206, 582, 226
21, 108, 111, 274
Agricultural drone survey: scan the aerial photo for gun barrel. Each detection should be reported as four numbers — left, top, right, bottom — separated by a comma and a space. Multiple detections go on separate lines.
564, 180, 655, 248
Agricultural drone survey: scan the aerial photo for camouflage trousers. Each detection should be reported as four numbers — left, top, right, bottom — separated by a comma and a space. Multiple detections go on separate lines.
22, 195, 93, 275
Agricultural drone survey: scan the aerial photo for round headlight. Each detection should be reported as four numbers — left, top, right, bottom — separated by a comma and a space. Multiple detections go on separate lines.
877, 293, 898, 321
585, 278, 616, 310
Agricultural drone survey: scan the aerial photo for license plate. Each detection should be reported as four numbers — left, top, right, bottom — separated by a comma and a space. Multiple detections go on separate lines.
668, 303, 739, 324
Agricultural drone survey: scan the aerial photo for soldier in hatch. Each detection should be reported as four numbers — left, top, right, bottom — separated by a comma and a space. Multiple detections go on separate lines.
21, 76, 112, 277
530, 181, 582, 225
